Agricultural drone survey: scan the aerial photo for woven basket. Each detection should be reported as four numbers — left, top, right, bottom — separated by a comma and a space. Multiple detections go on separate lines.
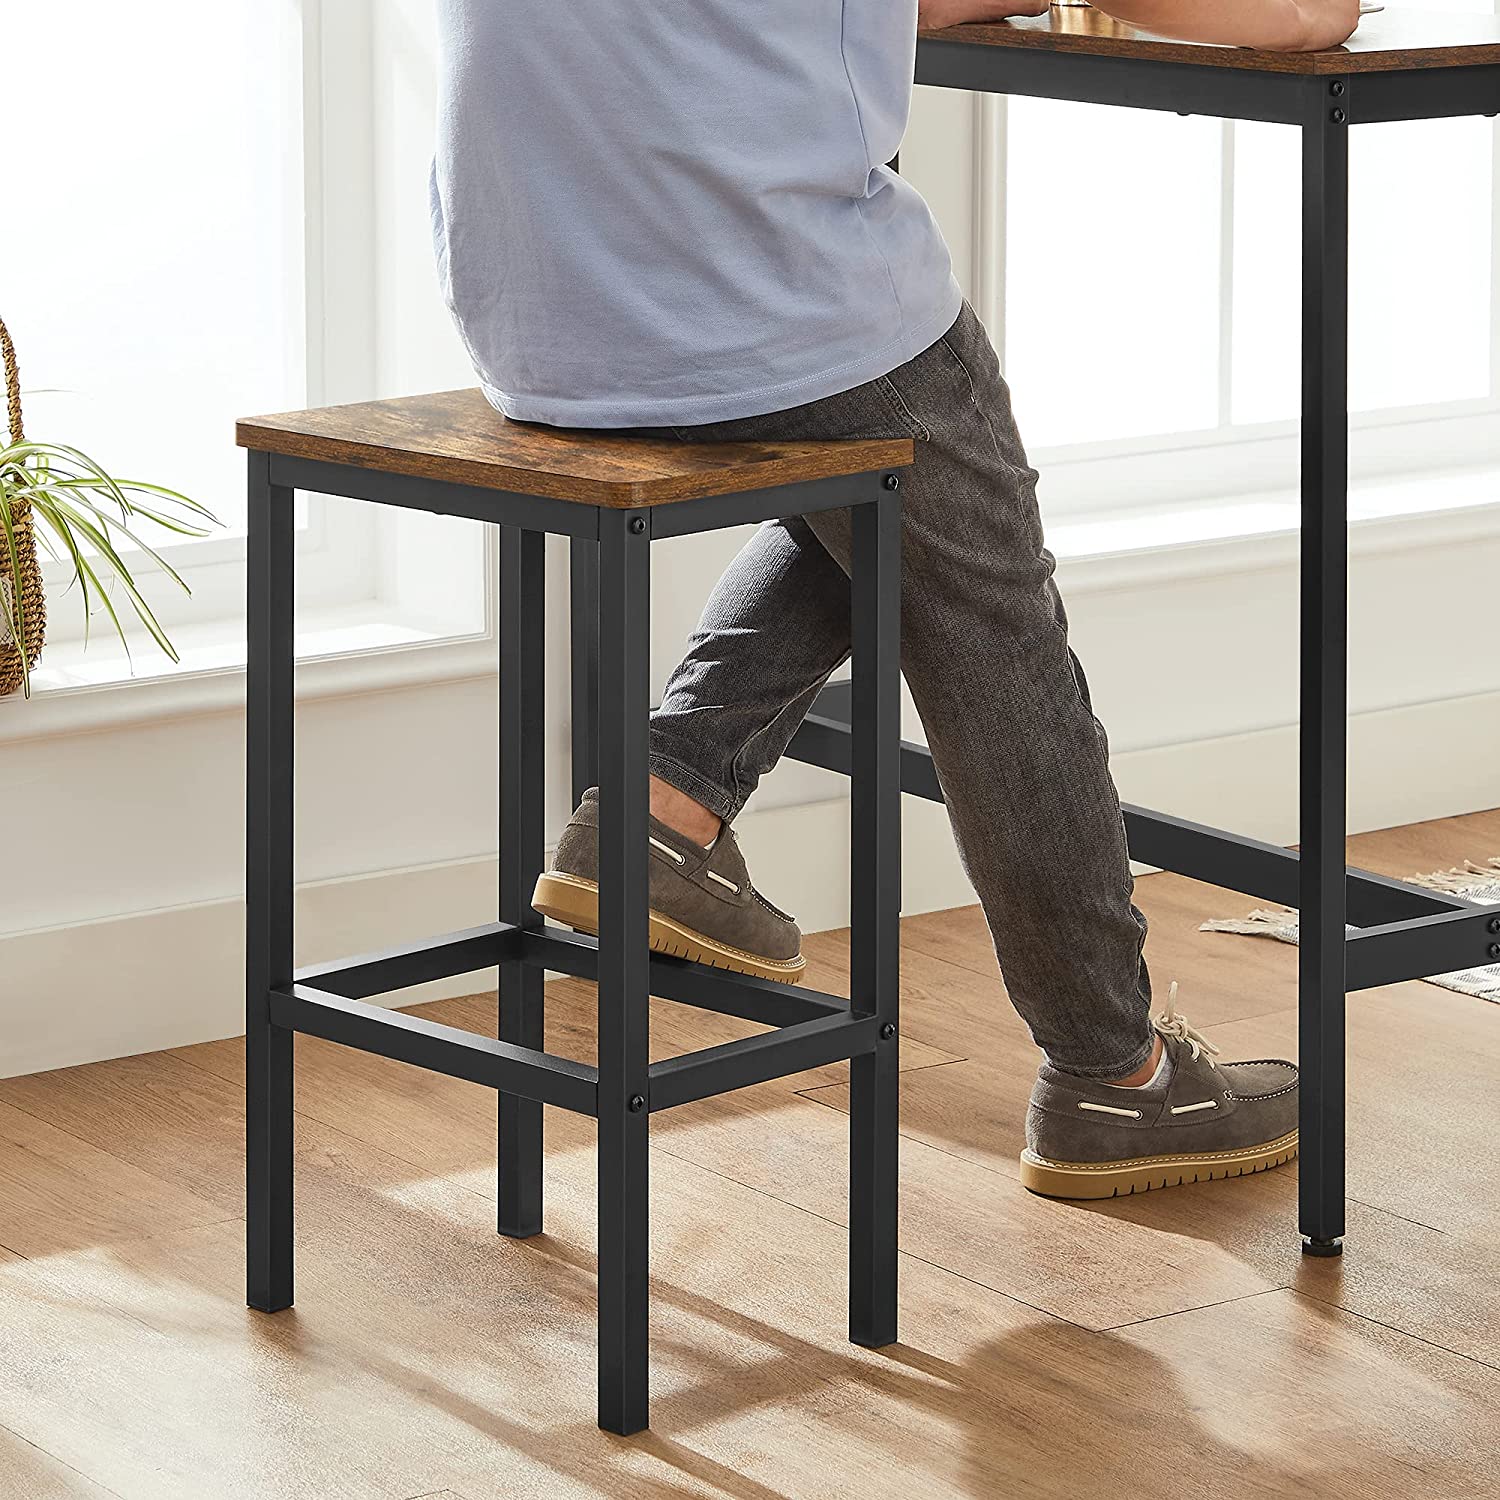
0, 317, 46, 696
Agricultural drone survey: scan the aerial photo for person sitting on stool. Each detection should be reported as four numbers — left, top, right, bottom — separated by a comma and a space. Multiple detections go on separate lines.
428, 0, 1349, 1198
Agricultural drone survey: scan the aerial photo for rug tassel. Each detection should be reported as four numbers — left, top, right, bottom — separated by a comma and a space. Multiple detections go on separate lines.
1402, 856, 1500, 894
1199, 909, 1298, 936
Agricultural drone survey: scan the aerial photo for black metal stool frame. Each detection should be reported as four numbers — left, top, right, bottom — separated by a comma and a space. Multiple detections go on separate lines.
244, 447, 905, 1435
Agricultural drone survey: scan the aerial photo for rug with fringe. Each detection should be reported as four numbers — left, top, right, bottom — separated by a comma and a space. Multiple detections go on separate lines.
1201, 857, 1500, 1004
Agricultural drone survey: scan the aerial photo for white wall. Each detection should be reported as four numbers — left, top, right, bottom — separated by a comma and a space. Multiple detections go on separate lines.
4, 17, 1499, 1078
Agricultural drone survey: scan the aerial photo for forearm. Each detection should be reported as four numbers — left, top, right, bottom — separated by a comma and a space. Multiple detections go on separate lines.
1088, 0, 1359, 52
918, 0, 1051, 29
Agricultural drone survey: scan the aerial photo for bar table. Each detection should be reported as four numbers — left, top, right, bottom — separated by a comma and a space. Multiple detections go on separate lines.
782, 9, 1500, 1257
567, 11, 1500, 1260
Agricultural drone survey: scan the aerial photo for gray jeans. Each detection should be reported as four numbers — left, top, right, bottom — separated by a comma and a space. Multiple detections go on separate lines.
644, 302, 1154, 1079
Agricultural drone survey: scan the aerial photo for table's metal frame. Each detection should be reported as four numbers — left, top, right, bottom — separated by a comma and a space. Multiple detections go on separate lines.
567, 43, 1500, 1254
245, 450, 906, 1434
781, 41, 1500, 1257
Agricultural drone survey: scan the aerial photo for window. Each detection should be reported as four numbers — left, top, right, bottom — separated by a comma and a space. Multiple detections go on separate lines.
987, 0, 1500, 516
6, 1, 486, 688
8, 1, 306, 626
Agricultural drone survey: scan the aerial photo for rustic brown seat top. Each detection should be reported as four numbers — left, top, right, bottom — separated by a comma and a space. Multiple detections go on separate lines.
922, 7, 1500, 75
238, 390, 911, 508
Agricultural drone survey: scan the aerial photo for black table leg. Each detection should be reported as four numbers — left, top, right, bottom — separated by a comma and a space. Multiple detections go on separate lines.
595, 507, 653, 1434
246, 451, 296, 1311
570, 538, 600, 807
849, 481, 903, 1347
1299, 78, 1350, 1258
498, 526, 547, 1237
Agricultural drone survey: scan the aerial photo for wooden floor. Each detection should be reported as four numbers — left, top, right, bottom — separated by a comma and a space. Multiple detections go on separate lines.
3, 810, 1499, 1500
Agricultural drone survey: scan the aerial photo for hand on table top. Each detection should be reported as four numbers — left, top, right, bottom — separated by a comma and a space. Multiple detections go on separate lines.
917, 0, 1362, 51
1090, 0, 1360, 49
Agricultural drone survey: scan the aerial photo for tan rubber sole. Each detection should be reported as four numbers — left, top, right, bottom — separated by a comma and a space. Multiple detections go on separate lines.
1018, 1129, 1299, 1200
532, 871, 807, 984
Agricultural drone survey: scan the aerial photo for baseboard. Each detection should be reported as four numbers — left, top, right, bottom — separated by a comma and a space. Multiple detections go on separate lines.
6, 686, 1498, 1078
0, 857, 505, 1080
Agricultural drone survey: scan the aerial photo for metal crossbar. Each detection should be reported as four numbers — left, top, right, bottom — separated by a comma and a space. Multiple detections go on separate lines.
293, 922, 851, 1031
518, 925, 850, 1028
649, 1013, 883, 1112
275, 968, 874, 1119
785, 685, 1500, 989
281, 915, 870, 1114
270, 983, 599, 1113
1346, 906, 1500, 992
295, 923, 514, 999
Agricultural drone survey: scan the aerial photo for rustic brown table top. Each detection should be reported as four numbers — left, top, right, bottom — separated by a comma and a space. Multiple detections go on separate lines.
920, 8, 1500, 75
237, 390, 912, 508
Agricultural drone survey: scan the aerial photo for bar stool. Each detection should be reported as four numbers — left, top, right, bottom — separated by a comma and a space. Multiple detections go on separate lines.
235, 390, 909, 1434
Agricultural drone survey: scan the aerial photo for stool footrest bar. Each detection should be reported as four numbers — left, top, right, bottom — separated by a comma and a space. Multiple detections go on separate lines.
519, 926, 849, 1028
648, 1013, 884, 1112
295, 923, 518, 999
269, 984, 598, 1113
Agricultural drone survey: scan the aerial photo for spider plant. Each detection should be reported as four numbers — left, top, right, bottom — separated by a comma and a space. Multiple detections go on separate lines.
0, 436, 219, 697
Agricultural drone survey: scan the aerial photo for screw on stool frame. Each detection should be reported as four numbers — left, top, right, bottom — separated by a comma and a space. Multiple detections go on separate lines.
237, 390, 909, 1434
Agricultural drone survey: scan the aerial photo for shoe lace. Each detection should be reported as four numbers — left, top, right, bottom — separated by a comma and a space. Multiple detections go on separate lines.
1152, 981, 1221, 1068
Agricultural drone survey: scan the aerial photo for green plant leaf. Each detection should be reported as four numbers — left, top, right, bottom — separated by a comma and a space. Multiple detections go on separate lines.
0, 500, 28, 680
23, 442, 134, 517
72, 547, 135, 670
30, 495, 99, 645
43, 488, 193, 594
24, 479, 214, 541
50, 503, 184, 662
114, 477, 219, 525
0, 434, 218, 685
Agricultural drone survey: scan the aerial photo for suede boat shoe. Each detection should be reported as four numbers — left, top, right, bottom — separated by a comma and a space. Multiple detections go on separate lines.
532, 788, 806, 983
1019, 986, 1298, 1200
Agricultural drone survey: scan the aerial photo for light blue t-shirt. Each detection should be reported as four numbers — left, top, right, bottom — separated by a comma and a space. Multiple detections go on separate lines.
430, 1, 962, 429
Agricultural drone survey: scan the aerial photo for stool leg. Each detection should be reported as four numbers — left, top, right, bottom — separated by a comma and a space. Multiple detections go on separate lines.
849, 484, 902, 1350
499, 527, 546, 1238
594, 508, 652, 1435
245, 452, 295, 1313
570, 538, 600, 806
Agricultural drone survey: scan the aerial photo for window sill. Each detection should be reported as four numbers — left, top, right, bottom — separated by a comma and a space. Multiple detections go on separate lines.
0, 602, 497, 746
6, 465, 1495, 741
1052, 463, 1500, 594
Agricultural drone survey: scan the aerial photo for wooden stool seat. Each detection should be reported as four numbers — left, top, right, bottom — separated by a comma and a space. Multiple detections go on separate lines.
237, 388, 912, 508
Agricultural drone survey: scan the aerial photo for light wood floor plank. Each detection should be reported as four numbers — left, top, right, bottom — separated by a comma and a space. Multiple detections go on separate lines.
1111, 1288, 1498, 1497
2, 806, 1495, 1495
0, 1049, 254, 1218
1346, 805, 1500, 879
653, 1087, 1283, 1329
0, 1097, 230, 1260
0, 1426, 121, 1500
3, 1113, 1494, 1500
